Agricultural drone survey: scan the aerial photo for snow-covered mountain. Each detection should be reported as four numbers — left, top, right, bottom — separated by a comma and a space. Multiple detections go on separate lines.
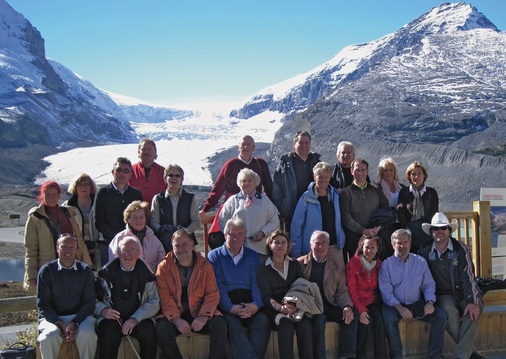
0, 0, 194, 150
234, 2, 506, 154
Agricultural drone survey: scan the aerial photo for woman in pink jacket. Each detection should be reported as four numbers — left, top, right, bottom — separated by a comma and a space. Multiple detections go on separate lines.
345, 235, 387, 359
108, 200, 165, 273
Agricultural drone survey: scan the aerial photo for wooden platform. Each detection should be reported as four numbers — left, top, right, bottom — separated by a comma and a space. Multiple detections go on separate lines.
111, 302, 506, 358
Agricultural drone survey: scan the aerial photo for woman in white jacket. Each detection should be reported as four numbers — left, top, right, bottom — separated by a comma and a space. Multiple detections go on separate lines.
219, 168, 279, 256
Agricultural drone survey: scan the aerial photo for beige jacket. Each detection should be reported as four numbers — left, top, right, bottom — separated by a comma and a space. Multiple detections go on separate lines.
24, 204, 92, 292
298, 249, 353, 309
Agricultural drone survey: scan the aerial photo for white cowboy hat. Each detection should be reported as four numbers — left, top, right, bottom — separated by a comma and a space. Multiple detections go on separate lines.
422, 212, 458, 235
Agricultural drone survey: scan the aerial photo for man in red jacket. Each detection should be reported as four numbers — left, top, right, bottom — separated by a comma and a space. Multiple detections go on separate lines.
155, 229, 227, 359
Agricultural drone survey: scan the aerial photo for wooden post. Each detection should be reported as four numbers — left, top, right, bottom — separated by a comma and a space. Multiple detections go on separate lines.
474, 200, 492, 278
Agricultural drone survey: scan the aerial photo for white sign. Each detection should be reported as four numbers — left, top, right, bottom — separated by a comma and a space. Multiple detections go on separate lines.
480, 188, 506, 275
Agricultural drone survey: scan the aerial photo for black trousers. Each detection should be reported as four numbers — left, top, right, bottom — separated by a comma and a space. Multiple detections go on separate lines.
156, 313, 227, 359
97, 318, 157, 359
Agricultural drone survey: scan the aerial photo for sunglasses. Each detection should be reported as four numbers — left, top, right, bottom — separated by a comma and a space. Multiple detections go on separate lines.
114, 168, 131, 174
430, 226, 449, 231
167, 173, 181, 178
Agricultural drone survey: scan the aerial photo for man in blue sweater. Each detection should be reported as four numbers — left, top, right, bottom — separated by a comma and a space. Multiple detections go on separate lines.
37, 234, 97, 359
207, 217, 270, 359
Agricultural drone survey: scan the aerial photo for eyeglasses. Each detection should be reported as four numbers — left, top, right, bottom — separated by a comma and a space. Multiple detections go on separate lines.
167, 173, 181, 178
77, 182, 91, 187
114, 168, 131, 174
430, 226, 448, 231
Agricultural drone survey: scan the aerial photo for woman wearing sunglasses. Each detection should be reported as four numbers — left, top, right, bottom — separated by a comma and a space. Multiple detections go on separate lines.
150, 164, 200, 252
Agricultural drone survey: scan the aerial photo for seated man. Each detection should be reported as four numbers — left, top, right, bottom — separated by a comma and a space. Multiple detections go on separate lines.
37, 234, 96, 359
420, 213, 484, 359
207, 217, 271, 359
96, 236, 159, 359
156, 229, 227, 359
297, 230, 358, 359
379, 228, 447, 359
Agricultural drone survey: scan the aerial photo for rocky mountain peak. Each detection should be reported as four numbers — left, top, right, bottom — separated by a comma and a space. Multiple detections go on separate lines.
231, 2, 500, 120
402, 2, 498, 36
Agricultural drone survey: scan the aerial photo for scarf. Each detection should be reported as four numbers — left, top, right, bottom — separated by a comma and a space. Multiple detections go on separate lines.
360, 255, 377, 273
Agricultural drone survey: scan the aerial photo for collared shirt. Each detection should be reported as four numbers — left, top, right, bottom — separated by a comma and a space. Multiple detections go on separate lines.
226, 245, 244, 265
112, 181, 129, 195
431, 240, 454, 258
165, 188, 182, 225
57, 260, 77, 271
409, 184, 427, 197
353, 182, 368, 190
265, 256, 292, 280
237, 155, 253, 165
379, 253, 436, 306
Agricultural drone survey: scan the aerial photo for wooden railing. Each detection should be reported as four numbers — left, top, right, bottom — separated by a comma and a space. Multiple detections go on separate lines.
446, 200, 492, 278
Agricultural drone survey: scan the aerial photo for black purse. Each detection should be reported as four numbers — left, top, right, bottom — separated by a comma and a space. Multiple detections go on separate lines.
0, 342, 36, 359
370, 205, 397, 227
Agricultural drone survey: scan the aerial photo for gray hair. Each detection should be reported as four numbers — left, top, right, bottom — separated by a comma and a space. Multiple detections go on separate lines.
236, 168, 261, 188
115, 236, 142, 257
224, 217, 247, 235
391, 228, 412, 245
310, 230, 330, 244
336, 141, 356, 157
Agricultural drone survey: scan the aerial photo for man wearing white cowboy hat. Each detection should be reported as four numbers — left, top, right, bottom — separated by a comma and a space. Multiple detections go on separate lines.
419, 212, 483, 359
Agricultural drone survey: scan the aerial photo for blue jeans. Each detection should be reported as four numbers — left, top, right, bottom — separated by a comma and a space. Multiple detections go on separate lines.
437, 294, 482, 359
382, 301, 447, 359
223, 311, 271, 359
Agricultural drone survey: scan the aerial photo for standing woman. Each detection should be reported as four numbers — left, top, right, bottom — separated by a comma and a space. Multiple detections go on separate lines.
24, 181, 92, 293
376, 158, 404, 208
150, 164, 200, 252
397, 161, 439, 252
63, 173, 100, 269
257, 230, 325, 359
129, 138, 167, 205
346, 235, 387, 359
376, 158, 404, 258
291, 161, 345, 259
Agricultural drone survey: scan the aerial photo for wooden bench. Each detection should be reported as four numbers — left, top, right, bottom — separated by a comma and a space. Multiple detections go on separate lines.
112, 302, 506, 358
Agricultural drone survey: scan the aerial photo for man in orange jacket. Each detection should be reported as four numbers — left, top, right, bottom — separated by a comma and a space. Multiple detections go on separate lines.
155, 228, 227, 359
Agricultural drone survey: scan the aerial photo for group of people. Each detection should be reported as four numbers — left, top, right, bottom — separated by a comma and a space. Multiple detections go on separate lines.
24, 133, 484, 358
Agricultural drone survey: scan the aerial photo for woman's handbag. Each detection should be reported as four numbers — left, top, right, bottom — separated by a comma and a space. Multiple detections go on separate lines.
0, 342, 36, 359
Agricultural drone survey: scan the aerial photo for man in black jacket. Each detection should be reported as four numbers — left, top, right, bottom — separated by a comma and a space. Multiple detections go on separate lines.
420, 212, 483, 359
95, 157, 142, 266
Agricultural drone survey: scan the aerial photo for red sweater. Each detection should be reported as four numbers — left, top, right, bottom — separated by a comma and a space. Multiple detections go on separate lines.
129, 162, 167, 205
345, 254, 382, 314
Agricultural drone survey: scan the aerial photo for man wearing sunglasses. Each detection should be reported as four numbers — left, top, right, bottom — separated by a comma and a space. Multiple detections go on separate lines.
420, 212, 484, 359
95, 157, 143, 267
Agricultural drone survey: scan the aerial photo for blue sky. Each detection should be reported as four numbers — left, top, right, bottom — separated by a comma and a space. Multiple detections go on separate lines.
7, 0, 506, 107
